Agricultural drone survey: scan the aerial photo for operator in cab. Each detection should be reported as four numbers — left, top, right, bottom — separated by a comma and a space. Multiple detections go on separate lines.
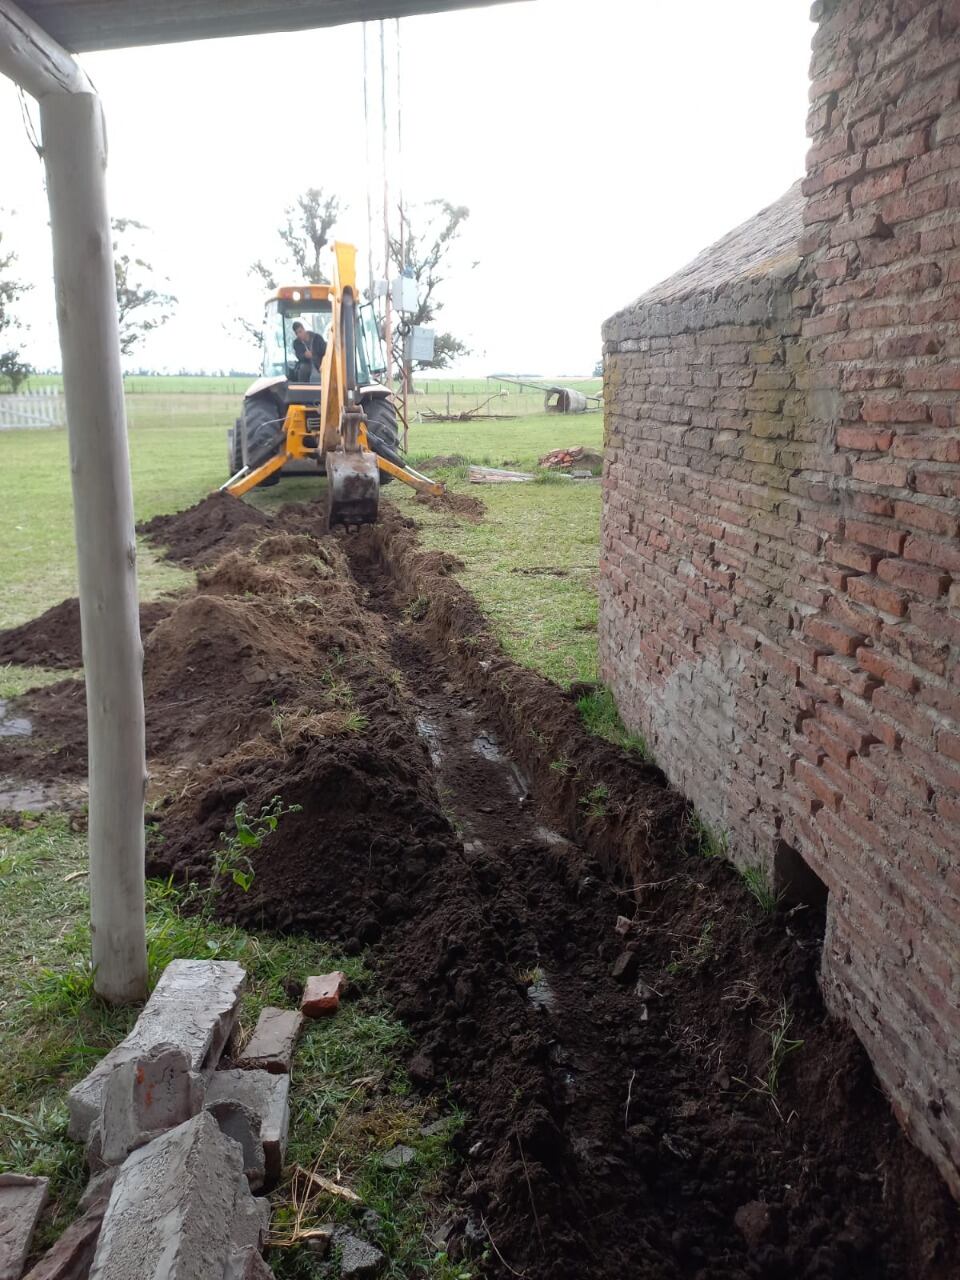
292, 320, 326, 384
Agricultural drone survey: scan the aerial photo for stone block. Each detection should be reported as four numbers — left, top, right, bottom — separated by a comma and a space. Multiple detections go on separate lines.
206, 1070, 290, 1189
224, 1249, 275, 1280
206, 1100, 266, 1192
68, 960, 246, 1142
337, 1234, 385, 1280
21, 1197, 109, 1280
301, 973, 346, 1018
0, 1175, 49, 1280
92, 1042, 205, 1168
237, 1008, 302, 1075
89, 1111, 269, 1280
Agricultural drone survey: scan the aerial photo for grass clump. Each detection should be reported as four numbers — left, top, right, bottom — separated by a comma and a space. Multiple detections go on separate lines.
576, 687, 648, 758
741, 864, 782, 915
690, 814, 729, 861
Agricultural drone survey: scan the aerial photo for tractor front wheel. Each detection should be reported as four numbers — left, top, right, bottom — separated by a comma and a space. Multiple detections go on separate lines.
362, 397, 400, 485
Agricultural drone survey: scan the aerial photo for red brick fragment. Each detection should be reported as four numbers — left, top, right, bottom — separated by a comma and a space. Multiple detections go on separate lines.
302, 972, 347, 1018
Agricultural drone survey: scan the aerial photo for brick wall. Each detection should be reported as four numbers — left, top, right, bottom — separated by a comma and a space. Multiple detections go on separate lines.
600, 0, 960, 1197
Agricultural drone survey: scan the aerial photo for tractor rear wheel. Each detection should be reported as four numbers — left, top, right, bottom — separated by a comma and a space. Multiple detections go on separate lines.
362, 397, 400, 485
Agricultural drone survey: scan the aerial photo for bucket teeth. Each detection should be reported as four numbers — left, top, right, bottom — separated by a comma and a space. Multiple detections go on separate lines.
326, 449, 380, 529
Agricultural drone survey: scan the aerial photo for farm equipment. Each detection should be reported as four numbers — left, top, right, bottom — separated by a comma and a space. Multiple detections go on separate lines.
222, 241, 442, 527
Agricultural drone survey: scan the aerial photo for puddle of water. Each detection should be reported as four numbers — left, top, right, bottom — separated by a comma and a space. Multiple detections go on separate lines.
0, 781, 57, 810
472, 731, 530, 799
415, 715, 443, 768
527, 970, 557, 1013
473, 732, 505, 763
0, 700, 32, 738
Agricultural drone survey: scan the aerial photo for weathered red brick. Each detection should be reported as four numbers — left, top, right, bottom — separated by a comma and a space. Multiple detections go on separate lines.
877, 557, 950, 597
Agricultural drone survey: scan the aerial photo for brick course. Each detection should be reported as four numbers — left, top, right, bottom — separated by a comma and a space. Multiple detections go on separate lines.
600, 0, 960, 1197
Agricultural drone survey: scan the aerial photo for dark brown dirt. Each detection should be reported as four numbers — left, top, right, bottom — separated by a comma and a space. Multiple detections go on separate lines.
0, 598, 172, 669
5, 494, 959, 1280
137, 491, 273, 567
413, 489, 486, 522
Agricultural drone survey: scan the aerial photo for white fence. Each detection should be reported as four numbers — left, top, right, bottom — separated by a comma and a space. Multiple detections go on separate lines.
0, 387, 67, 430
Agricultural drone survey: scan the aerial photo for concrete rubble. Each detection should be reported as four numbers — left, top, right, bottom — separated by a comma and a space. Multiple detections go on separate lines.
88, 1110, 270, 1280
206, 1070, 290, 1190
205, 1100, 266, 1192
0, 1174, 48, 1280
237, 1008, 302, 1074
88, 1042, 205, 1169
14, 962, 310, 1280
68, 959, 246, 1141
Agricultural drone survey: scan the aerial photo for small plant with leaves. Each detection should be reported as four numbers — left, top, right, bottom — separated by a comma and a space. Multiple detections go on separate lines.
550, 756, 575, 776
733, 998, 804, 1117
576, 686, 648, 758
215, 795, 302, 893
741, 864, 782, 914
579, 782, 610, 818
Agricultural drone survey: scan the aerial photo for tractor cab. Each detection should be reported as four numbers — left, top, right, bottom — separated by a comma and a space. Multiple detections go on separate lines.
262, 286, 385, 395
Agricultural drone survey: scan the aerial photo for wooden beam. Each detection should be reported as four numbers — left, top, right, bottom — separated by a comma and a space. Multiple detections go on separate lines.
0, 0, 90, 96
39, 90, 149, 1004
15, 0, 523, 52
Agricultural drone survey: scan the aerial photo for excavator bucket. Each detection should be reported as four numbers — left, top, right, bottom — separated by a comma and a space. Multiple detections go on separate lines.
326, 448, 380, 529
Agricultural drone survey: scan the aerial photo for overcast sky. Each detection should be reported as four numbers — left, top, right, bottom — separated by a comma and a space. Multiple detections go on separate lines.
0, 0, 814, 377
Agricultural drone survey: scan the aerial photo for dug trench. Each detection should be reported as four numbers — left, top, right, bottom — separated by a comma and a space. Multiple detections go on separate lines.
1, 493, 957, 1280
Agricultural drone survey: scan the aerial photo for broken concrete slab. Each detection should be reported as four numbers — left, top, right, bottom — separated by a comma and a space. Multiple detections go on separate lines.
93, 1042, 205, 1168
68, 959, 246, 1142
237, 1008, 302, 1075
337, 1234, 386, 1280
224, 1249, 275, 1280
89, 1110, 269, 1280
206, 1100, 266, 1192
301, 973, 346, 1018
206, 1069, 289, 1189
21, 1195, 109, 1280
0, 1174, 49, 1280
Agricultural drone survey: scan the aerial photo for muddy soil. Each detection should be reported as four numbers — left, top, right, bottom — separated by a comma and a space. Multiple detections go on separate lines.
3, 493, 958, 1280
0, 598, 172, 669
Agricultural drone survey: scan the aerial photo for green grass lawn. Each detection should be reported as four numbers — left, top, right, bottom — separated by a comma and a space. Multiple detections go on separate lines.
0, 402, 605, 680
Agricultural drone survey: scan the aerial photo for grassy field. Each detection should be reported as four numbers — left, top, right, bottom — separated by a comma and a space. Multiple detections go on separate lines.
0, 400, 605, 683
16, 375, 603, 425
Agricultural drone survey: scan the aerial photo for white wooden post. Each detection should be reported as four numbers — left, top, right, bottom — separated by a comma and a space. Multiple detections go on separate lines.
1, 1, 148, 1003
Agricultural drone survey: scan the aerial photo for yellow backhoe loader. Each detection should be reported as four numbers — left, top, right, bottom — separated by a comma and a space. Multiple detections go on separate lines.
221, 241, 442, 527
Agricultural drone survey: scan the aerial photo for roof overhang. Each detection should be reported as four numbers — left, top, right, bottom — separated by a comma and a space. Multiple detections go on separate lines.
13, 0, 525, 53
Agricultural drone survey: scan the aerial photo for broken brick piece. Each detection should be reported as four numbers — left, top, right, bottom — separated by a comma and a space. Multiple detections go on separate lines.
238, 1008, 303, 1075
301, 972, 347, 1018
0, 1175, 49, 1280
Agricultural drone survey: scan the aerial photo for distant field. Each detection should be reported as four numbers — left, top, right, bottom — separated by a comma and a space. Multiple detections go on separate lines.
21, 373, 603, 419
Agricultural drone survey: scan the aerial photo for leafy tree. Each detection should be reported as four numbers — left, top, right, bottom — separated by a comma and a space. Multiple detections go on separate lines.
388, 199, 473, 375
112, 218, 177, 356
237, 189, 343, 353
593, 359, 603, 377
0, 223, 32, 392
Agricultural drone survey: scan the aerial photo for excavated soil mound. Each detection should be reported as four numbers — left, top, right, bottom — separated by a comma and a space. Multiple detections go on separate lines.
138, 492, 272, 567
4, 495, 958, 1280
414, 490, 486, 521
0, 598, 172, 669
146, 501, 959, 1280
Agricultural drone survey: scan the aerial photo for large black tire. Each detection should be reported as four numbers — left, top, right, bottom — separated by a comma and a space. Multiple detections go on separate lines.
362, 396, 400, 486
242, 394, 285, 473
228, 417, 244, 476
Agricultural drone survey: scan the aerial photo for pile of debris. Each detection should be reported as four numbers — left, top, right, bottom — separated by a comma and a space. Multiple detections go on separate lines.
0, 960, 354, 1280
537, 446, 603, 476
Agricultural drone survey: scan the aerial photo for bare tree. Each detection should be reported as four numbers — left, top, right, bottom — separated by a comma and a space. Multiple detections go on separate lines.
388, 199, 473, 375
112, 218, 177, 356
0, 221, 32, 391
